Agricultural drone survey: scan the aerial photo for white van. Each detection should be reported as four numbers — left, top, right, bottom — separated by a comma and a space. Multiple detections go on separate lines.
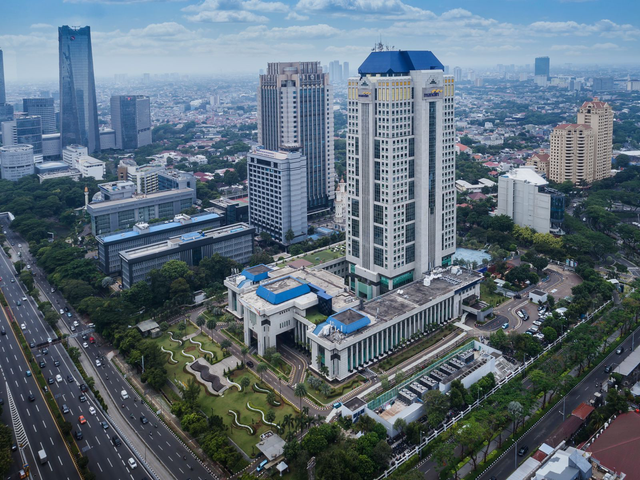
120, 390, 129, 400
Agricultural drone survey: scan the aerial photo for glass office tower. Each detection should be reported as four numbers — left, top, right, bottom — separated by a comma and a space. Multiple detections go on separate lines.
59, 26, 100, 153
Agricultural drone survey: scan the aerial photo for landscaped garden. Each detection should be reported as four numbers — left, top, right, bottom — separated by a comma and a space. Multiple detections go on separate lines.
304, 372, 366, 405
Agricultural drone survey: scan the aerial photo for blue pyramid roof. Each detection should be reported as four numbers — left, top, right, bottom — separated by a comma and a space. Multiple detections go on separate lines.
358, 50, 444, 76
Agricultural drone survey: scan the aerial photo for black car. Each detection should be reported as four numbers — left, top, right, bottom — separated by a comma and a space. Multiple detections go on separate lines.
140, 415, 148, 425
518, 445, 529, 457
605, 365, 613, 373
79, 384, 88, 393
82, 334, 88, 340
64, 306, 69, 312
247, 360, 254, 368
39, 360, 46, 368
27, 394, 35, 402
101, 421, 109, 430
53, 359, 60, 367
11, 444, 17, 452
47, 377, 54, 385
62, 404, 70, 414
78, 394, 87, 403
67, 375, 74, 383
0, 398, 3, 405
111, 436, 121, 447
75, 430, 83, 440
29, 342, 35, 348
42, 348, 48, 355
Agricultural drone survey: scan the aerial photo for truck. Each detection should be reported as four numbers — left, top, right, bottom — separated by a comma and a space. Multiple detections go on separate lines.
38, 449, 47, 464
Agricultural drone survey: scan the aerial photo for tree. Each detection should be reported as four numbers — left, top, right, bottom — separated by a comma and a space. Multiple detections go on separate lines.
319, 382, 331, 397
266, 410, 276, 425
182, 378, 201, 408
206, 319, 217, 331
529, 369, 554, 408
256, 362, 268, 381
432, 440, 458, 480
220, 339, 231, 351
196, 315, 205, 333
239, 376, 250, 392
294, 383, 307, 411
259, 231, 272, 244
271, 352, 282, 369
248, 251, 273, 266
285, 229, 295, 244
542, 326, 558, 343
266, 391, 277, 405
68, 346, 81, 363
393, 418, 407, 435
455, 419, 485, 469
0, 424, 12, 475
508, 401, 523, 433
423, 390, 449, 429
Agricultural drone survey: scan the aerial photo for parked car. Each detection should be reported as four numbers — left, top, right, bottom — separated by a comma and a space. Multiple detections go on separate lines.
502, 322, 509, 329
516, 310, 525, 319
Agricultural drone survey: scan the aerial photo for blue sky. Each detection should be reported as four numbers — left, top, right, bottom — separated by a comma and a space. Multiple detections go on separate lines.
1, 0, 639, 80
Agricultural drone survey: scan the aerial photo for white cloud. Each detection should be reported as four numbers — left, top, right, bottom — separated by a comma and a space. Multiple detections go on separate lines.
286, 12, 310, 21
295, 0, 434, 19
184, 0, 291, 23
30, 23, 54, 29
551, 42, 621, 51
64, 0, 186, 3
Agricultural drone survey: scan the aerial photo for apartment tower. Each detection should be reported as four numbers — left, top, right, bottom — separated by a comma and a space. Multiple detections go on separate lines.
346, 50, 456, 299
258, 62, 334, 213
59, 26, 100, 153
577, 98, 613, 181
549, 124, 595, 183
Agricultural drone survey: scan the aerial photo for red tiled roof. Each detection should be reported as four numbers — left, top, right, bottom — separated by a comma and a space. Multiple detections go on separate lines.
572, 403, 594, 420
532, 450, 548, 462
457, 143, 470, 151
468, 193, 487, 201
532, 153, 550, 162
586, 412, 640, 480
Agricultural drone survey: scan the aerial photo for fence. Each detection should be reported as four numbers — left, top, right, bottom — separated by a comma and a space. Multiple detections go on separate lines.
374, 299, 612, 479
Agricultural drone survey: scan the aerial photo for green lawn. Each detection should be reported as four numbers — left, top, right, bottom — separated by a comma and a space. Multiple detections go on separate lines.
305, 372, 366, 404
480, 282, 508, 307
304, 306, 328, 325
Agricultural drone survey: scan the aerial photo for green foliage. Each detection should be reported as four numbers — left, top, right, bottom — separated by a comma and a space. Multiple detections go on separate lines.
0, 423, 12, 475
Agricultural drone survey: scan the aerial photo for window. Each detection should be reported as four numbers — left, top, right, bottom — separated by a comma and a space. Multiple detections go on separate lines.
374, 225, 384, 246
406, 202, 415, 222
406, 223, 415, 243
409, 138, 415, 157
351, 239, 360, 258
351, 199, 359, 218
374, 183, 381, 202
409, 159, 414, 179
374, 247, 384, 267
406, 244, 415, 263
374, 161, 381, 181
374, 205, 384, 224
351, 219, 360, 238
408, 180, 415, 200
374, 139, 381, 159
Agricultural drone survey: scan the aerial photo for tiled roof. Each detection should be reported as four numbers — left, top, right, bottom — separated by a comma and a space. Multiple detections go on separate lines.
586, 412, 640, 480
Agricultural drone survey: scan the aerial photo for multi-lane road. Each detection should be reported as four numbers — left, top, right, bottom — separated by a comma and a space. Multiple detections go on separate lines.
2, 221, 215, 480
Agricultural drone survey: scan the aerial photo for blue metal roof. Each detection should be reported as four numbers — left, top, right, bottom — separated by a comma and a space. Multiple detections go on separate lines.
241, 264, 271, 283
313, 308, 371, 336
256, 276, 311, 305
100, 213, 219, 244
358, 50, 443, 76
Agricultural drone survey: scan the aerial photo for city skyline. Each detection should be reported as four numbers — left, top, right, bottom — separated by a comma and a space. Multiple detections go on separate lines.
0, 0, 639, 81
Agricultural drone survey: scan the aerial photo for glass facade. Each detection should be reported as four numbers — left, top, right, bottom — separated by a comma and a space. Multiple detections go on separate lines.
59, 26, 100, 153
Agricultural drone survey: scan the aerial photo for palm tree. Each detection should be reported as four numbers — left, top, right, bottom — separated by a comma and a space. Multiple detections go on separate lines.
206, 318, 216, 332
320, 382, 331, 397
241, 346, 249, 365
282, 413, 294, 433
294, 383, 307, 412
257, 362, 268, 382
196, 315, 205, 333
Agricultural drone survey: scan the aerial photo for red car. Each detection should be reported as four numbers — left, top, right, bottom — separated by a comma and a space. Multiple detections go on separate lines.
78, 415, 87, 425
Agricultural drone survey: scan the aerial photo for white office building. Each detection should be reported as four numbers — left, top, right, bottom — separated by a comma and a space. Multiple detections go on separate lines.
258, 62, 334, 213
0, 144, 35, 181
247, 146, 307, 245
496, 166, 564, 235
346, 50, 456, 299
76, 156, 106, 180
62, 144, 88, 166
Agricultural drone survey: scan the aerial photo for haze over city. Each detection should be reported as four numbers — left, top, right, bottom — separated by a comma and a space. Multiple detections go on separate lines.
1, 0, 640, 80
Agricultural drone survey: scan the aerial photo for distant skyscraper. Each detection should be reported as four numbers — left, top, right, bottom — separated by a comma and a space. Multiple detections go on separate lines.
343, 62, 350, 80
1, 116, 43, 155
23, 98, 56, 134
329, 60, 342, 83
143, 73, 150, 83
258, 61, 334, 212
346, 50, 456, 298
0, 48, 13, 122
453, 66, 462, 82
592, 77, 614, 92
59, 25, 100, 153
535, 56, 550, 78
110, 95, 152, 150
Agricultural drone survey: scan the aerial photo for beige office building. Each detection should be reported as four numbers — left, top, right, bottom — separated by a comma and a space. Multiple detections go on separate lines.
549, 98, 613, 185
549, 124, 595, 184
577, 98, 613, 181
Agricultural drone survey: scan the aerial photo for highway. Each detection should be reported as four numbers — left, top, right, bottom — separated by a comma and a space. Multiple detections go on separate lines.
2, 222, 215, 480
0, 227, 149, 479
478, 324, 640, 480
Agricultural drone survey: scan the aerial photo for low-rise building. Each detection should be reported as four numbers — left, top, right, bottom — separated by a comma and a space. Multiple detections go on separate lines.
97, 212, 222, 274
526, 152, 550, 177
496, 166, 564, 234
76, 156, 106, 180
226, 264, 482, 381
120, 223, 254, 289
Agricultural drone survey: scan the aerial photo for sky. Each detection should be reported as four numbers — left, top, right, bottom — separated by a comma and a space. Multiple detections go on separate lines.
1, 0, 639, 81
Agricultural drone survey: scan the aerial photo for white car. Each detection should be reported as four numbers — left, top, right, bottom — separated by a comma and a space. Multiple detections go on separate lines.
516, 310, 525, 319
529, 325, 539, 332
127, 458, 137, 469
56, 374, 63, 383
73, 321, 79, 327
59, 309, 64, 315
534, 333, 545, 340
20, 323, 26, 330
26, 265, 30, 270
21, 296, 27, 301
17, 244, 21, 248
47, 337, 52, 343
532, 320, 542, 327
88, 406, 96, 415
95, 360, 101, 367
83, 342, 88, 348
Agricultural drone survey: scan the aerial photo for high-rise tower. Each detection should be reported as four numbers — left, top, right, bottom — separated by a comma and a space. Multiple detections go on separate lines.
535, 56, 550, 78
258, 62, 334, 212
0, 48, 14, 122
346, 50, 456, 299
23, 98, 56, 134
111, 95, 152, 150
577, 98, 613, 181
59, 25, 100, 153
